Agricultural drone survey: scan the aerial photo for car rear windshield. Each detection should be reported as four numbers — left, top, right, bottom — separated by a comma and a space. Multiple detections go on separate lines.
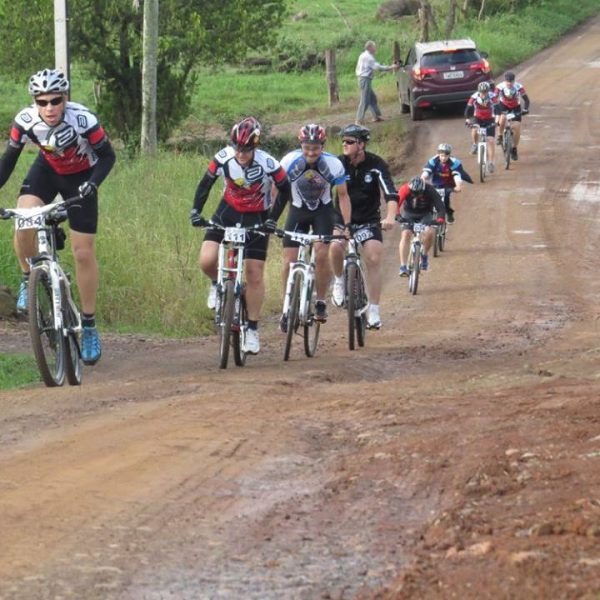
421, 49, 480, 68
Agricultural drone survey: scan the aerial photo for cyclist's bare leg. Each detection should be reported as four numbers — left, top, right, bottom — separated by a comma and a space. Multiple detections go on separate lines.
314, 241, 331, 301
399, 229, 412, 265
497, 113, 507, 138
423, 228, 436, 255
487, 135, 496, 163
282, 247, 299, 296
328, 231, 346, 278
362, 239, 383, 304
244, 259, 265, 322
512, 120, 522, 147
70, 231, 98, 315
199, 240, 219, 281
13, 194, 44, 272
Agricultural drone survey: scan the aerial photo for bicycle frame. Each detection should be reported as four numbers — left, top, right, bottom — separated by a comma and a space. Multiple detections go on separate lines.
216, 229, 246, 314
343, 237, 369, 316
281, 238, 315, 326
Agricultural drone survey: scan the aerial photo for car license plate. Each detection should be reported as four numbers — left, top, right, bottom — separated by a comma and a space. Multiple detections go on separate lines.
443, 71, 464, 79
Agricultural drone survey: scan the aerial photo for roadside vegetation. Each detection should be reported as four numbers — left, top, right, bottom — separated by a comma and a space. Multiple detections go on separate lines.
0, 0, 598, 346
0, 353, 39, 390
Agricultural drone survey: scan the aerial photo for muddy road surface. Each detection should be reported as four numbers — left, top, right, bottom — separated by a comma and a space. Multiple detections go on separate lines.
1, 16, 600, 600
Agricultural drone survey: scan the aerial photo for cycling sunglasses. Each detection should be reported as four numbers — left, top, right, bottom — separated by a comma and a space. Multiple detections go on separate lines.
342, 139, 358, 145
35, 96, 64, 107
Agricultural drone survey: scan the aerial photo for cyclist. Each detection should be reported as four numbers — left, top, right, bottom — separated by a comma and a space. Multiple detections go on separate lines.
494, 71, 530, 161
329, 124, 398, 330
270, 124, 351, 328
421, 143, 472, 224
397, 176, 445, 277
0, 68, 116, 365
189, 116, 291, 355
465, 81, 498, 173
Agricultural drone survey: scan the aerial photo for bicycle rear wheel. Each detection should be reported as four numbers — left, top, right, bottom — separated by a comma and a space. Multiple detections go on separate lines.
355, 268, 367, 348
409, 245, 420, 295
218, 279, 235, 369
479, 144, 486, 183
28, 267, 65, 387
232, 291, 247, 367
303, 277, 320, 357
62, 285, 82, 386
284, 272, 302, 361
438, 223, 446, 252
503, 130, 512, 170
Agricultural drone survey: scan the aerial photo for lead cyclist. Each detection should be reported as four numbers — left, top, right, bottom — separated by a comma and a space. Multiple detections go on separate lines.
329, 124, 398, 330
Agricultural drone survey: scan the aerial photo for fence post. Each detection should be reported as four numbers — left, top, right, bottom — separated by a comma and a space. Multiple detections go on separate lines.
325, 49, 340, 106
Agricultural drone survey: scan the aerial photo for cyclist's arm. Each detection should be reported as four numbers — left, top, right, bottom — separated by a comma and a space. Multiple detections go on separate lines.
427, 187, 446, 217
335, 181, 352, 226
464, 100, 474, 118
192, 169, 218, 213
87, 138, 116, 188
452, 173, 463, 192
521, 93, 531, 112
269, 177, 291, 223
0, 142, 23, 189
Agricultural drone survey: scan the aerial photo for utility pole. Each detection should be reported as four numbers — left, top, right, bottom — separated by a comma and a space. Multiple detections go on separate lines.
141, 0, 159, 155
54, 0, 70, 96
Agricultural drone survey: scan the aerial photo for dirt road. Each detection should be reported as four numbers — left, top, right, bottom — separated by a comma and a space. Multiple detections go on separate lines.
1, 16, 600, 600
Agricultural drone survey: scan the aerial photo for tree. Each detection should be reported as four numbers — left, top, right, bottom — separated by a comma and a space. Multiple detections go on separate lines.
0, 0, 287, 146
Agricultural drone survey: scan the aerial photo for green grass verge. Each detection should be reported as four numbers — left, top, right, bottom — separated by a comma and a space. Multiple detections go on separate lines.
0, 353, 40, 389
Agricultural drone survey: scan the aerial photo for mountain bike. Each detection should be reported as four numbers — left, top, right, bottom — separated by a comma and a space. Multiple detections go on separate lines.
277, 229, 343, 361
0, 196, 83, 387
471, 122, 488, 183
343, 225, 371, 351
433, 188, 448, 256
397, 217, 436, 296
502, 112, 517, 170
195, 218, 267, 369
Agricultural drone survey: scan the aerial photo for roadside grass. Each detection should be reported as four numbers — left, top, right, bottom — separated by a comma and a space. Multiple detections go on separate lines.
0, 353, 40, 389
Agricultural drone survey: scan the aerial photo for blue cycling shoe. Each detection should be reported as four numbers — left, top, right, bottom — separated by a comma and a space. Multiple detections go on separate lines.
82, 326, 102, 365
421, 255, 429, 271
16, 278, 28, 313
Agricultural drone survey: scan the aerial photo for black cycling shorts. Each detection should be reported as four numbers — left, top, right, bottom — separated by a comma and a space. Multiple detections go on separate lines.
282, 203, 335, 248
19, 155, 98, 234
474, 118, 496, 137
203, 199, 269, 261
399, 210, 435, 232
497, 105, 522, 121
332, 214, 383, 244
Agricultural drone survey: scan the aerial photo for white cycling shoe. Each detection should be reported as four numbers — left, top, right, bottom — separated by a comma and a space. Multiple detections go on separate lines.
366, 305, 381, 330
331, 276, 345, 307
207, 283, 217, 310
243, 328, 260, 354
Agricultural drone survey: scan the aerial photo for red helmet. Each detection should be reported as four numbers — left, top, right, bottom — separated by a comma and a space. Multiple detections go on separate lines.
298, 123, 326, 145
230, 117, 261, 150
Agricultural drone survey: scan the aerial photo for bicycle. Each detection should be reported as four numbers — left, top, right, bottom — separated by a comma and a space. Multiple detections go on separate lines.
397, 217, 437, 296
343, 225, 371, 351
0, 196, 83, 387
470, 122, 488, 183
195, 218, 267, 369
433, 188, 449, 256
277, 229, 344, 361
501, 112, 517, 170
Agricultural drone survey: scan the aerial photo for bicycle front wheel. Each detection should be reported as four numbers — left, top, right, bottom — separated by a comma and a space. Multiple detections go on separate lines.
355, 268, 367, 348
409, 245, 420, 296
503, 131, 512, 170
62, 285, 82, 386
232, 292, 247, 367
218, 279, 235, 369
346, 262, 360, 350
284, 272, 302, 361
303, 277, 320, 357
28, 268, 65, 387
479, 145, 486, 183
438, 223, 446, 252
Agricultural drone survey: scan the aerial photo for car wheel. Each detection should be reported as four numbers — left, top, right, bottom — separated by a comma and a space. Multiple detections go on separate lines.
409, 94, 424, 121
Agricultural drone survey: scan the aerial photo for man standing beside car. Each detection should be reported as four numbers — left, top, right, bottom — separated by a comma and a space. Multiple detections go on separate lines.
355, 41, 399, 125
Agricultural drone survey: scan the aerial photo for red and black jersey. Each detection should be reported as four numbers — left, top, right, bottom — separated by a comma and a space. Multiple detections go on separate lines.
194, 147, 288, 213
466, 91, 497, 121
398, 183, 445, 214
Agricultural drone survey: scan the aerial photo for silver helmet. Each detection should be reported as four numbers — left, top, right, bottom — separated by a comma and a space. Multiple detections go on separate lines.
28, 68, 69, 96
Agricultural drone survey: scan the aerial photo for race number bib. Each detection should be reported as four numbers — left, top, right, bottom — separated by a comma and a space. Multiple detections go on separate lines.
354, 226, 374, 243
15, 214, 45, 231
223, 227, 246, 244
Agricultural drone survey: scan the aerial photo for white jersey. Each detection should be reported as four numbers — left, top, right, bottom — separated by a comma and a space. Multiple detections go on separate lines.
280, 150, 346, 211
10, 101, 107, 175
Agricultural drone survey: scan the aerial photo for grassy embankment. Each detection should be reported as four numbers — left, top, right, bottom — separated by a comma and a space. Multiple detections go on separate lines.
0, 0, 598, 352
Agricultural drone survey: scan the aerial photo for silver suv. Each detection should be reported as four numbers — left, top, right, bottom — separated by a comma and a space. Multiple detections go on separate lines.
397, 38, 493, 121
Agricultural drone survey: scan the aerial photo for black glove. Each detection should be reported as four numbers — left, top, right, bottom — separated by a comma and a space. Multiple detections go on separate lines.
78, 181, 98, 201
263, 218, 277, 234
190, 208, 205, 227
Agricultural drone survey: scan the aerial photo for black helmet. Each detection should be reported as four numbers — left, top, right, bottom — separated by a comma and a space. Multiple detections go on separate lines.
504, 71, 515, 82
340, 124, 370, 142
408, 176, 425, 193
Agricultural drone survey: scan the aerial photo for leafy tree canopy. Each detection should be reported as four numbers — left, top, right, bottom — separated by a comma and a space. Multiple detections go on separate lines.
0, 0, 288, 145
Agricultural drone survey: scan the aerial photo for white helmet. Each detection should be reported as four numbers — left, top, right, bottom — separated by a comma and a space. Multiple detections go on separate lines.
28, 68, 69, 96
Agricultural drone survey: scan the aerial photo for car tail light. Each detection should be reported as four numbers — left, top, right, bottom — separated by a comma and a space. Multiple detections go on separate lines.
469, 59, 491, 74
413, 66, 438, 81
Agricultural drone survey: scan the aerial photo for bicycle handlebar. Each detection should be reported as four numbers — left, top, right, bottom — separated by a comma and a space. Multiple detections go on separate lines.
194, 217, 271, 236
271, 229, 346, 245
0, 194, 84, 221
